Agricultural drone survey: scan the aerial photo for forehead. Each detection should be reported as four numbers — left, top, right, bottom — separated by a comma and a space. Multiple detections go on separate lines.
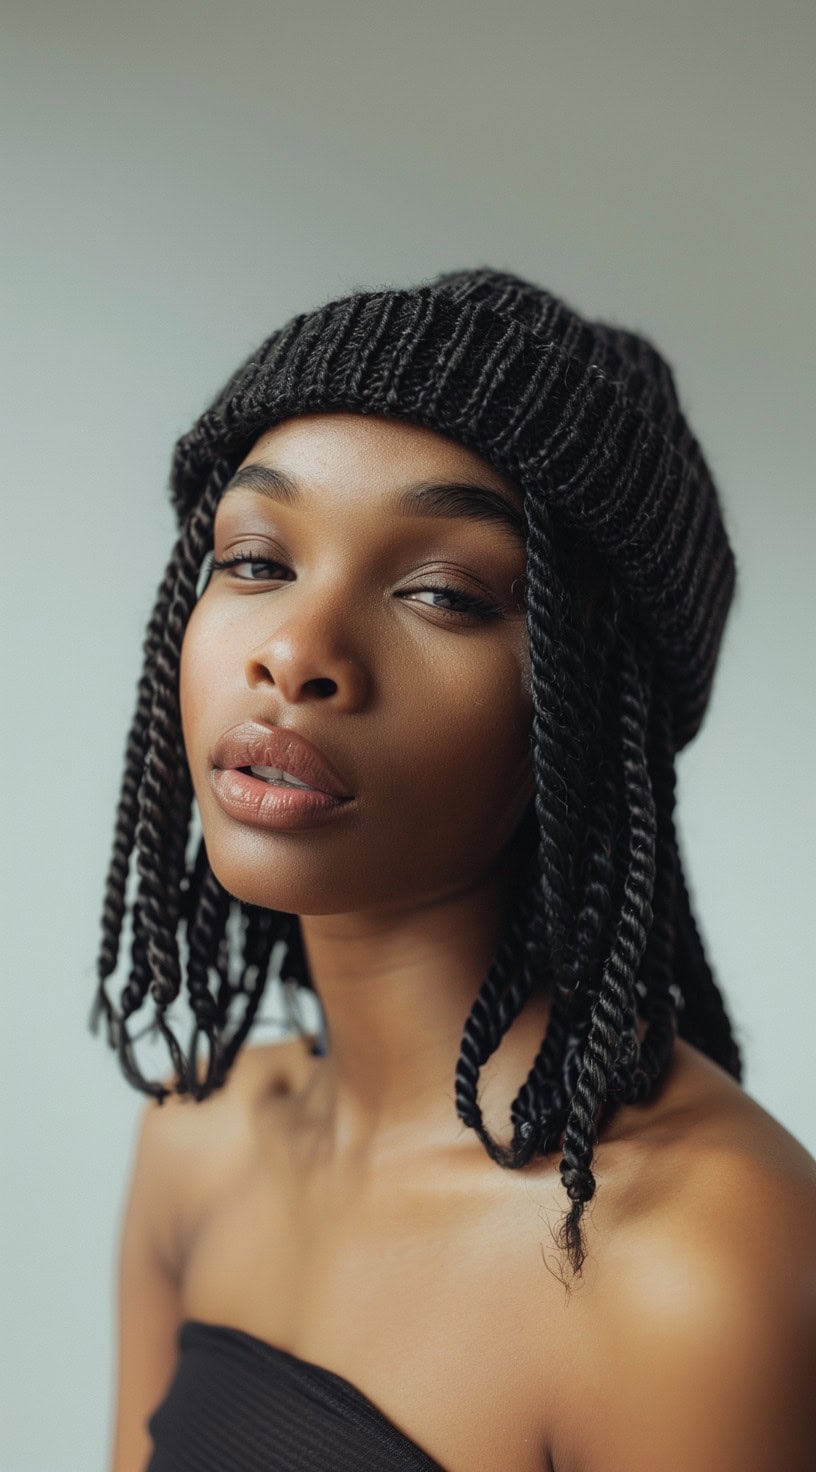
234, 411, 522, 501
222, 410, 604, 613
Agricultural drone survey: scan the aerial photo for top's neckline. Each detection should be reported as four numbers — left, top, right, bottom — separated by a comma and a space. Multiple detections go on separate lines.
179, 1317, 445, 1470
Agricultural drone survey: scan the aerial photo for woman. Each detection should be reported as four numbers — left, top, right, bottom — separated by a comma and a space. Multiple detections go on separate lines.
94, 268, 816, 1471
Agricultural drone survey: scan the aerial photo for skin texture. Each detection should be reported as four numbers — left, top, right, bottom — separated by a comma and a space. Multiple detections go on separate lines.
180, 411, 565, 1164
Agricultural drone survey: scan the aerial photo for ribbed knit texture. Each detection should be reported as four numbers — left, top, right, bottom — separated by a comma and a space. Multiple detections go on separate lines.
169, 265, 737, 751
146, 1320, 445, 1471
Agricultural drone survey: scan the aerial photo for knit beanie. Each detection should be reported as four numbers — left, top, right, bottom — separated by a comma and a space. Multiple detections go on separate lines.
169, 266, 737, 751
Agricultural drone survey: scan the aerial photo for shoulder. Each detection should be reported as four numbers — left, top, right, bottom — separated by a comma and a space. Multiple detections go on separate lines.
572, 1044, 816, 1471
132, 1032, 318, 1275
148, 1028, 319, 1127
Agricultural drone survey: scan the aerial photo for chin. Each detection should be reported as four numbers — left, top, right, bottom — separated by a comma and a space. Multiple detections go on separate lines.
201, 835, 370, 916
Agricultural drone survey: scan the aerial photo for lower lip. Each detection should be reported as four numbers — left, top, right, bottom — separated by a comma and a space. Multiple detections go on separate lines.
210, 768, 356, 831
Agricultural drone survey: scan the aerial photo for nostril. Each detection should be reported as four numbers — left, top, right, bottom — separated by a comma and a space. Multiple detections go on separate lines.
306, 677, 339, 697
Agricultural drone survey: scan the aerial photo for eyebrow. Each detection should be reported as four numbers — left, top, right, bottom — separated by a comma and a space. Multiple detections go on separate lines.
220, 463, 527, 545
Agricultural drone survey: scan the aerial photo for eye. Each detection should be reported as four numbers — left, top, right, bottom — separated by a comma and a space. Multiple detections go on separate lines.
398, 585, 502, 620
207, 550, 504, 621
209, 551, 291, 581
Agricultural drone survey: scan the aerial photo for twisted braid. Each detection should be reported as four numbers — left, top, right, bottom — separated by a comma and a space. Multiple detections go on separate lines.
451, 553, 740, 1283
554, 622, 657, 1269
90, 558, 178, 1042
184, 861, 232, 1096
522, 497, 588, 981
454, 847, 550, 1165
615, 671, 680, 1102
505, 580, 624, 1155
674, 850, 743, 1078
134, 479, 223, 1020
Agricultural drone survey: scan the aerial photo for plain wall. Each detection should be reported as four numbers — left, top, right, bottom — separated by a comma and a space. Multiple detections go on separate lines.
2, 1, 814, 1468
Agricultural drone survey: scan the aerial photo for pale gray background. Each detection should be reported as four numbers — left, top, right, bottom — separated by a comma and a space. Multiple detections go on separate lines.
2, 1, 814, 1468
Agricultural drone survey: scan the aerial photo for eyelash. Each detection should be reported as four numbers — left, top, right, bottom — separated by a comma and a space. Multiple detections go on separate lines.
207, 550, 503, 620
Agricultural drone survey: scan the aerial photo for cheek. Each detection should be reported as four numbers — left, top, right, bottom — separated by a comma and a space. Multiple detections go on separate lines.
403, 636, 534, 823
179, 603, 219, 768
451, 626, 530, 745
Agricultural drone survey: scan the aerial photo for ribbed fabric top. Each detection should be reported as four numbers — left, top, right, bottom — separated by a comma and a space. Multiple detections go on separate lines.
146, 1319, 445, 1471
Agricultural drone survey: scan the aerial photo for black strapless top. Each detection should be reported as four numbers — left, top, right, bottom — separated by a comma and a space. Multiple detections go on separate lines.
146, 1319, 445, 1470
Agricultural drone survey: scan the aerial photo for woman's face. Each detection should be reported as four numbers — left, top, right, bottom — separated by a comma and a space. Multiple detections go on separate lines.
179, 412, 536, 916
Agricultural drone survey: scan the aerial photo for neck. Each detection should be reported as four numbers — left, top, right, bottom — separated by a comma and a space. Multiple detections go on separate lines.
292, 839, 552, 1175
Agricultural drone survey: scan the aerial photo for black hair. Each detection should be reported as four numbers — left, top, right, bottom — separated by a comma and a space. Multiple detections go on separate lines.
91, 439, 742, 1286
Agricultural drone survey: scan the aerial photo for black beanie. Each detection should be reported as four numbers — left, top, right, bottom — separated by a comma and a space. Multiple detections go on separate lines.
169, 266, 737, 752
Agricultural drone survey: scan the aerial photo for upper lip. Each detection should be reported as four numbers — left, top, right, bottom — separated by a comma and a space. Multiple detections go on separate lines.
212, 723, 354, 799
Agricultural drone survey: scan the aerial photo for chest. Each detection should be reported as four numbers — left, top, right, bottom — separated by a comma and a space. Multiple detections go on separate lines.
177, 1148, 599, 1472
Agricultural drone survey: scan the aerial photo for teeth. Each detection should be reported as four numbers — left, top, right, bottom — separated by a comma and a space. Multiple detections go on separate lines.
249, 764, 315, 790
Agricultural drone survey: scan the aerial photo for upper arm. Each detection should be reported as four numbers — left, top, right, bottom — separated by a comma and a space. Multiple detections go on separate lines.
108, 1094, 188, 1472
578, 1152, 816, 1472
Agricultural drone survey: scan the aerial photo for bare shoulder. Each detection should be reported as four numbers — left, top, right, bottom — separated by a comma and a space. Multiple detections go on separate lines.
564, 1041, 816, 1472
147, 1027, 320, 1134
592, 1036, 813, 1230
137, 1031, 319, 1274
607, 1044, 816, 1308
598, 1037, 816, 1298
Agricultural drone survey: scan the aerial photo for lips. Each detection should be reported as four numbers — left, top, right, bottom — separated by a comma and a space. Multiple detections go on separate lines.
212, 723, 353, 800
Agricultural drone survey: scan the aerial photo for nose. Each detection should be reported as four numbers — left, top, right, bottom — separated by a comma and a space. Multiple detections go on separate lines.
244, 614, 371, 709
